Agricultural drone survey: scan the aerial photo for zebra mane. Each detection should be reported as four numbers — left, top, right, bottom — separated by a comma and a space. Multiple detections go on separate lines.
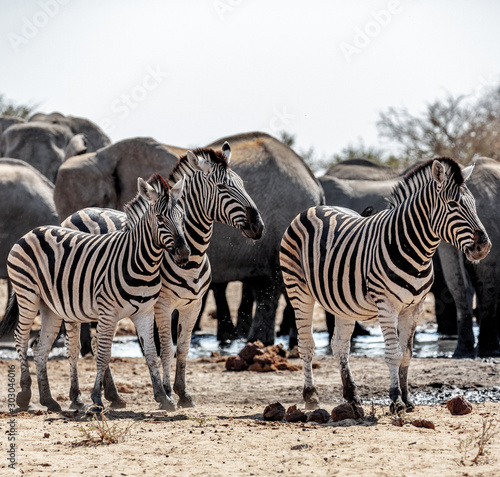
123, 174, 170, 229
169, 147, 228, 182
387, 157, 464, 208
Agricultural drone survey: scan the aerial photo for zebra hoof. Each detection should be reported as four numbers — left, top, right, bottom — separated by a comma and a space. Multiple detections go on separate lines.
390, 399, 406, 415
16, 390, 31, 410
87, 403, 105, 415
159, 398, 176, 412
177, 394, 196, 408
404, 399, 416, 412
303, 386, 319, 410
109, 398, 127, 410
41, 398, 62, 413
70, 399, 85, 410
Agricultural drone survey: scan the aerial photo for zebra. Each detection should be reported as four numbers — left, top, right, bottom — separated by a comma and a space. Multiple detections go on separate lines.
0, 174, 190, 412
279, 158, 491, 414
60, 141, 264, 410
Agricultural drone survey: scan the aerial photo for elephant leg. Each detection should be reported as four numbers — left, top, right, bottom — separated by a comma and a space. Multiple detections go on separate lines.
65, 321, 85, 409
236, 281, 255, 338
437, 243, 475, 358
246, 276, 281, 346
79, 323, 93, 357
474, 271, 500, 357
212, 282, 237, 342
431, 252, 458, 336
33, 304, 62, 412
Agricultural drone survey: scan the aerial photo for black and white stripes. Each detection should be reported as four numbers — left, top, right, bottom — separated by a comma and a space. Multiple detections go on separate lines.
2, 174, 189, 412
280, 158, 490, 413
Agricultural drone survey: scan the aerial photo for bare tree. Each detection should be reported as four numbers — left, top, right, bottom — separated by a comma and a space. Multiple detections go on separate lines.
378, 86, 500, 164
0, 94, 38, 119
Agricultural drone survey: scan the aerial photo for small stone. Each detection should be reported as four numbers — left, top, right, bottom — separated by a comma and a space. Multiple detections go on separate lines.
392, 417, 404, 427
263, 402, 286, 421
307, 408, 330, 424
446, 395, 473, 415
286, 405, 307, 423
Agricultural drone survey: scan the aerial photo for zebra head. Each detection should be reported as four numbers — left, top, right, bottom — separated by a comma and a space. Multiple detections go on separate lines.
431, 159, 491, 262
137, 174, 191, 265
185, 142, 264, 240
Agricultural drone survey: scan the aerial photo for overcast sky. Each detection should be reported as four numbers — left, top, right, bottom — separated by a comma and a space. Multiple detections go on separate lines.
2, 0, 500, 164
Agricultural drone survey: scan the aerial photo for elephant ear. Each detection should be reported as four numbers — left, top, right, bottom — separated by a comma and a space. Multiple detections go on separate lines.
462, 164, 475, 183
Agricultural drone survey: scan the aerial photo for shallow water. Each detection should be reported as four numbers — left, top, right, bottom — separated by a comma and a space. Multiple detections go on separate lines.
0, 323, 475, 361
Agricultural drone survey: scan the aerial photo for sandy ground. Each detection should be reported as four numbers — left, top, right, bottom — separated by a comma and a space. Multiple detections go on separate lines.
1, 280, 499, 476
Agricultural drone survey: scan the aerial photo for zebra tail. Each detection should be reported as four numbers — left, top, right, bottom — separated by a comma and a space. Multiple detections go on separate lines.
0, 292, 19, 337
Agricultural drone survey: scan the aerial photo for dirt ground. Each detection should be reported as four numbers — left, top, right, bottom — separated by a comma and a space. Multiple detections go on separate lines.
0, 281, 499, 476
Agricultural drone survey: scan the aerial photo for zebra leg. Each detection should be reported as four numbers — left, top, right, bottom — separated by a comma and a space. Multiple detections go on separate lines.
331, 317, 363, 417
14, 295, 41, 410
397, 304, 421, 412
65, 321, 85, 410
154, 299, 177, 411
378, 302, 405, 414
91, 318, 118, 411
89, 329, 126, 408
33, 304, 63, 412
173, 300, 204, 408
291, 294, 317, 409
133, 312, 172, 411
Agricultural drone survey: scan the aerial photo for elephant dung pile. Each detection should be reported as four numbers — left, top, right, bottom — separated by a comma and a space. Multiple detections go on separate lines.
225, 341, 302, 372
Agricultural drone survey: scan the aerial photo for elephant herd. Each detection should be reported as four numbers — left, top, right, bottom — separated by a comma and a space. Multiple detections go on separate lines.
0, 112, 499, 358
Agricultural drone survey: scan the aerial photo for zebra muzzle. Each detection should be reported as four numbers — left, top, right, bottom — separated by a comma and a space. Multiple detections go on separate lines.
239, 207, 264, 240
464, 229, 491, 261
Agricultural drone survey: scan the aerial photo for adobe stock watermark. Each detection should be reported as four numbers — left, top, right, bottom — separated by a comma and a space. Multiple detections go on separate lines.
99, 65, 168, 134
6, 364, 17, 470
213, 0, 244, 20
8, 0, 72, 53
340, 0, 403, 63
263, 107, 295, 138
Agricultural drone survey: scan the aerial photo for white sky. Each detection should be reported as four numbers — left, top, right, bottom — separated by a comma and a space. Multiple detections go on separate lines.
2, 0, 500, 163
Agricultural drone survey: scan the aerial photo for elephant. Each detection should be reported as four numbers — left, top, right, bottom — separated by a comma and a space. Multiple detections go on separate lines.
323, 158, 400, 180
318, 165, 459, 341
54, 132, 324, 346
54, 136, 182, 222
438, 157, 500, 357
0, 158, 59, 310
0, 112, 110, 183
0, 115, 25, 139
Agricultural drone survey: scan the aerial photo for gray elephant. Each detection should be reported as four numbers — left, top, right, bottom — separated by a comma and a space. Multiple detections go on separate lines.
54, 136, 182, 221
438, 157, 500, 357
1, 112, 110, 183
323, 158, 399, 180
0, 115, 25, 139
0, 158, 59, 305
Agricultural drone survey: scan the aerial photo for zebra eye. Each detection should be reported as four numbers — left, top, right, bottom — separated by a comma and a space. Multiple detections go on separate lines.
156, 214, 167, 224
217, 183, 229, 191
448, 200, 459, 209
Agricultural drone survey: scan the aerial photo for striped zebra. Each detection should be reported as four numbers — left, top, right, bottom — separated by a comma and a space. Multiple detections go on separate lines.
61, 141, 264, 410
280, 158, 491, 413
0, 174, 190, 412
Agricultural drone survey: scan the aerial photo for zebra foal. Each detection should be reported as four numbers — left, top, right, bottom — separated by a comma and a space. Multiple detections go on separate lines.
280, 158, 490, 413
0, 174, 189, 412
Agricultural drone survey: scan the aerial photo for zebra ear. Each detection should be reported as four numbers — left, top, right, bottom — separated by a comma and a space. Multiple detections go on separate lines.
170, 175, 185, 203
462, 163, 475, 182
222, 141, 231, 164
432, 160, 446, 185
187, 150, 212, 174
137, 177, 160, 203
